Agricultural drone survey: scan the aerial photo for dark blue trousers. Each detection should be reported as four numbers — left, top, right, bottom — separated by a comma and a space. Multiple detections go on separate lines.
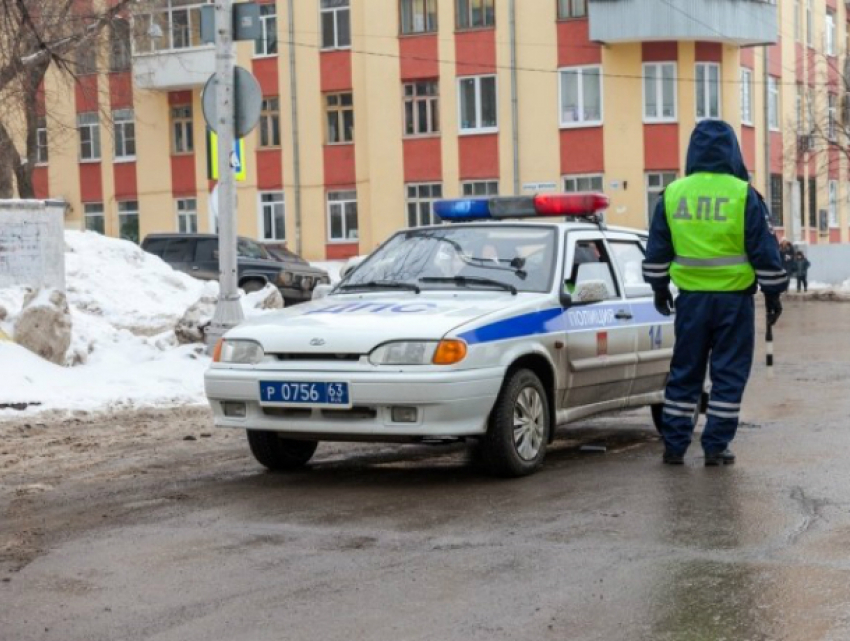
661, 292, 755, 456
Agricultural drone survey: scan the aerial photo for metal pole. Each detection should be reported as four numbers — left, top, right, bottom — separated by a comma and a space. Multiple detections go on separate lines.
207, 0, 244, 347
763, 44, 771, 210
287, 0, 303, 254
509, 0, 520, 195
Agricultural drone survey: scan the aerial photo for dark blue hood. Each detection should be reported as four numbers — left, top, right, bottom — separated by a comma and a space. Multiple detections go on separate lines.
685, 120, 749, 181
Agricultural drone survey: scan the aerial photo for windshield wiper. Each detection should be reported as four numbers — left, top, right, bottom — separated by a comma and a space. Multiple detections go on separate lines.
339, 280, 421, 293
419, 276, 517, 295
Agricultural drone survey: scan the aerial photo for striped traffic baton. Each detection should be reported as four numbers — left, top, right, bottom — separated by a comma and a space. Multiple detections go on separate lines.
766, 313, 774, 379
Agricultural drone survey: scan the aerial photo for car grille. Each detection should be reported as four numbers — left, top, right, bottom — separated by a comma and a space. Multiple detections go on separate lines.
262, 406, 378, 420
271, 353, 363, 362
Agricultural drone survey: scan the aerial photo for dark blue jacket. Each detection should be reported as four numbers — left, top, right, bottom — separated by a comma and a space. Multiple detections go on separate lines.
642, 120, 789, 295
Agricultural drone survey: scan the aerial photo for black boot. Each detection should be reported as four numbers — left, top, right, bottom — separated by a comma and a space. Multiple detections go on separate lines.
705, 449, 735, 466
663, 450, 685, 465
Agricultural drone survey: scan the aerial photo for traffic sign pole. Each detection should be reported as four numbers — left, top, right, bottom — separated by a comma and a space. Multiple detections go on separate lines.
206, 0, 244, 348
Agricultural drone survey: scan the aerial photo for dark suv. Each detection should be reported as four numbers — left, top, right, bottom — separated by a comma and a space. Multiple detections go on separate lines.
141, 234, 330, 305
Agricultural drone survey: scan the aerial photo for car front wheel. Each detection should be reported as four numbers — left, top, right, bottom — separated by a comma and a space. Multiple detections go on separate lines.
480, 369, 550, 478
246, 430, 318, 471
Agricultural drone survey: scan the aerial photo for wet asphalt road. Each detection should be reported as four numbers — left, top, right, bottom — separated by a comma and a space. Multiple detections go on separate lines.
2, 299, 850, 641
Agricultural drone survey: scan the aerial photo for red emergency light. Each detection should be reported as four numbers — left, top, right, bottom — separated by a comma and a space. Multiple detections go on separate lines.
533, 193, 610, 216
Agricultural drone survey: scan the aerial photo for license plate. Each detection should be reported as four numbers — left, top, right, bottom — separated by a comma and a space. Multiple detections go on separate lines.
259, 381, 350, 407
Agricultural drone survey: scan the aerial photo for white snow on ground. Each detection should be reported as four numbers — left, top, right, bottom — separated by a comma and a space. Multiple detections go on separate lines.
310, 261, 347, 284
0, 231, 278, 418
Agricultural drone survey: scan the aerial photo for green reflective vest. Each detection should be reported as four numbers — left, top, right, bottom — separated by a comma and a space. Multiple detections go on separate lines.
663, 172, 755, 292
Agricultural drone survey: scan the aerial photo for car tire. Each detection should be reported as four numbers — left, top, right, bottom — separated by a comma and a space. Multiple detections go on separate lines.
246, 430, 318, 471
651, 402, 700, 435
480, 369, 550, 478
241, 280, 266, 293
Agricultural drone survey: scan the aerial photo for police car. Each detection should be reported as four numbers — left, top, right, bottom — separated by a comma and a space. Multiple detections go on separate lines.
204, 193, 675, 477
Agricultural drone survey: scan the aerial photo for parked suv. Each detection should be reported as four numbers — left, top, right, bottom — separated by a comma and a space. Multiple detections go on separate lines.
141, 234, 329, 305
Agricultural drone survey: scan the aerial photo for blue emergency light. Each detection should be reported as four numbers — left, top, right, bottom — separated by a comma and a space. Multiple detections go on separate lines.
433, 193, 610, 222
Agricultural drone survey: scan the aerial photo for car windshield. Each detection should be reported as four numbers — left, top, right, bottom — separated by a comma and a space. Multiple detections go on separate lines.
238, 238, 271, 260
342, 225, 557, 293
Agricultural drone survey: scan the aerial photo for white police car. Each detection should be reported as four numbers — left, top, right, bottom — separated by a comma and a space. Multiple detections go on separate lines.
205, 193, 675, 477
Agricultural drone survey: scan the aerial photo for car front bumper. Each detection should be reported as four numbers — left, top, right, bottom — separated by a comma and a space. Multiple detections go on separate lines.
204, 367, 505, 441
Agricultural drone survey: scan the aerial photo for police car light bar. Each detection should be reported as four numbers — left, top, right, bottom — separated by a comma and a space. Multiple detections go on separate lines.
434, 193, 610, 222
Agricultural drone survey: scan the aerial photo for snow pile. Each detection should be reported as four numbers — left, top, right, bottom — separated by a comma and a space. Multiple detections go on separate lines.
0, 231, 280, 417
310, 261, 347, 284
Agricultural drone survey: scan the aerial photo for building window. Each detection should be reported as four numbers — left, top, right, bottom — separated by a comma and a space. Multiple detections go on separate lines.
461, 180, 499, 196
558, 0, 587, 19
77, 112, 101, 161
404, 81, 440, 136
643, 63, 676, 122
75, 40, 97, 75
826, 10, 837, 56
741, 68, 753, 125
808, 177, 817, 228
84, 203, 105, 234
559, 66, 602, 127
320, 0, 351, 50
118, 201, 139, 244
768, 77, 779, 131
456, 0, 494, 29
327, 191, 358, 241
828, 94, 838, 141
176, 198, 198, 234
695, 63, 721, 121
254, 4, 278, 56
259, 97, 281, 147
109, 18, 132, 72
796, 84, 804, 133
133, 1, 207, 54
806, 0, 812, 47
36, 117, 48, 164
770, 174, 783, 228
563, 174, 603, 192
829, 180, 838, 227
113, 109, 136, 160
325, 93, 354, 143
794, 0, 800, 42
458, 75, 498, 134
171, 105, 194, 154
401, 0, 437, 34
646, 172, 677, 223
406, 183, 443, 227
260, 192, 285, 240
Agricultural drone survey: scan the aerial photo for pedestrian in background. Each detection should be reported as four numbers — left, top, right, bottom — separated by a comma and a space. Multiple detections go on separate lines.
795, 251, 811, 293
643, 120, 788, 467
779, 239, 795, 276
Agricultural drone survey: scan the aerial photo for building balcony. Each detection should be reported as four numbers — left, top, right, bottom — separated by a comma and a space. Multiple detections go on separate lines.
588, 0, 778, 47
133, 47, 216, 90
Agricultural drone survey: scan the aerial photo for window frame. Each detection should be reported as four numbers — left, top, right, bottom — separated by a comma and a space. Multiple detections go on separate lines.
768, 77, 779, 132
36, 117, 48, 165
695, 62, 721, 121
457, 75, 498, 135
254, 4, 278, 57
259, 191, 286, 241
77, 112, 101, 162
405, 183, 443, 227
642, 62, 677, 123
320, 0, 351, 50
559, 65, 603, 128
806, 0, 813, 47
826, 10, 837, 57
769, 174, 783, 228
171, 105, 194, 155
557, 0, 587, 20
327, 190, 359, 242
741, 68, 753, 126
403, 80, 440, 137
176, 197, 199, 234
645, 171, 678, 226
113, 108, 136, 161
133, 0, 211, 55
829, 179, 838, 227
325, 92, 355, 144
259, 97, 282, 148
828, 93, 838, 141
461, 180, 499, 197
117, 200, 140, 244
109, 18, 132, 72
563, 174, 604, 193
456, 0, 495, 30
83, 202, 105, 234
400, 0, 437, 35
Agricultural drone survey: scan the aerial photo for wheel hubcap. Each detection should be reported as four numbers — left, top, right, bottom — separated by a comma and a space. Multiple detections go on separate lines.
513, 387, 545, 461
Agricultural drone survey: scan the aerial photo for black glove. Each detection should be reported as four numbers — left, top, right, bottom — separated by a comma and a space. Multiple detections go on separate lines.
654, 288, 674, 317
765, 292, 783, 326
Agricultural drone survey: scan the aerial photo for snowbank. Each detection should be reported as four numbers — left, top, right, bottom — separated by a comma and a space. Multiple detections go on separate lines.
0, 231, 280, 418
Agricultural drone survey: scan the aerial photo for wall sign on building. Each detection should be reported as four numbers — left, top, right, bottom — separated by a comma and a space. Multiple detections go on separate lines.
0, 200, 67, 291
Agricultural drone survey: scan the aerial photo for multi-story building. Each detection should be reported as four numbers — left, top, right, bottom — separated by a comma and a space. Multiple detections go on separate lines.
28, 0, 850, 260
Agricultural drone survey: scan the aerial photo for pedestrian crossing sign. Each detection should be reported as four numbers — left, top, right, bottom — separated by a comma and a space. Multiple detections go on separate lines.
207, 129, 246, 182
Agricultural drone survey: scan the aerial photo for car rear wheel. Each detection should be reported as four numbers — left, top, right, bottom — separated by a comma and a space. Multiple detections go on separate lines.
480, 369, 550, 478
246, 430, 318, 471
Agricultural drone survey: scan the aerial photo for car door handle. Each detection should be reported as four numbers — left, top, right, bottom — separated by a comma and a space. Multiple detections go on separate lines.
615, 310, 633, 320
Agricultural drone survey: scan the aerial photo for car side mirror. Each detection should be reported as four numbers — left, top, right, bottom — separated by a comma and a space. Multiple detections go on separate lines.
570, 280, 609, 306
312, 284, 334, 300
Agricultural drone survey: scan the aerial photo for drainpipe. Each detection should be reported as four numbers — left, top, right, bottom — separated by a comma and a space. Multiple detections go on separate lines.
509, 0, 520, 195
764, 44, 771, 219
287, 0, 303, 254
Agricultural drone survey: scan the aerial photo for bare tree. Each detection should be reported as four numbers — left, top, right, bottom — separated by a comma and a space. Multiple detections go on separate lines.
0, 0, 134, 198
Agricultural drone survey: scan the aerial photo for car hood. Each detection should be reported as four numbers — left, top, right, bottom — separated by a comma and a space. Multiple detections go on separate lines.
224, 291, 542, 354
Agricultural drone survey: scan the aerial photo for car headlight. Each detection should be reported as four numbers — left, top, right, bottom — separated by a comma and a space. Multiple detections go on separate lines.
213, 339, 265, 364
368, 340, 467, 366
278, 271, 293, 286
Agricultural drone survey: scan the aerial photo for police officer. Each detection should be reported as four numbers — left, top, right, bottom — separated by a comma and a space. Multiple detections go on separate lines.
643, 120, 788, 466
